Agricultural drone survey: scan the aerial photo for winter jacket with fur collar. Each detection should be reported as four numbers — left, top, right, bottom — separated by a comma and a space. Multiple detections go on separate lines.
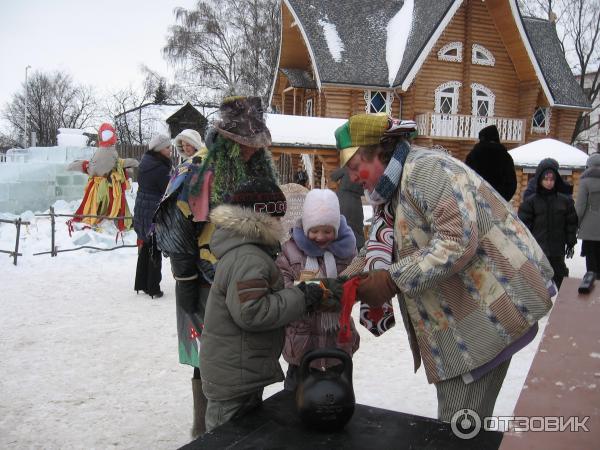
200, 204, 306, 401
342, 146, 554, 384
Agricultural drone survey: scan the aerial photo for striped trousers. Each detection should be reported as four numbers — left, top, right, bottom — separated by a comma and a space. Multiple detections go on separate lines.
435, 359, 511, 422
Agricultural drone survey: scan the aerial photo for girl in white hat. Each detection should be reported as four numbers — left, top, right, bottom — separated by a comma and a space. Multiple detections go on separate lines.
275, 188, 360, 390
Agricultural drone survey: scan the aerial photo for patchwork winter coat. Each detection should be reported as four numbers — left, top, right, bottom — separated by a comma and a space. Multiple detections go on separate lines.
133, 151, 171, 242
343, 147, 554, 384
200, 205, 307, 401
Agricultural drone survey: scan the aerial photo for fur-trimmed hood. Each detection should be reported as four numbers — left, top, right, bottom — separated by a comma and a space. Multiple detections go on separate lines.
209, 204, 284, 258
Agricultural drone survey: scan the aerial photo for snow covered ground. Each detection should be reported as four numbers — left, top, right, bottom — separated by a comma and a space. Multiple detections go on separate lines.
0, 196, 587, 449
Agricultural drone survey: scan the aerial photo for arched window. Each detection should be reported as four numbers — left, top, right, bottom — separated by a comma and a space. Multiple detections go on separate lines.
472, 44, 495, 66
438, 42, 463, 62
364, 90, 391, 114
471, 83, 495, 117
434, 81, 462, 114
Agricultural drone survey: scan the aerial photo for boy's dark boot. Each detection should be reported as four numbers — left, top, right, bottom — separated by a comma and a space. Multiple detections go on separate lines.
191, 378, 207, 438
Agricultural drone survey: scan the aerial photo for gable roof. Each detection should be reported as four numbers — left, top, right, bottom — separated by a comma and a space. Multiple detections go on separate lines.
521, 17, 591, 109
281, 0, 590, 109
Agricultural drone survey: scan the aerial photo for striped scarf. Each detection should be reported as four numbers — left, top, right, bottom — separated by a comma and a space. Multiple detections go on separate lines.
368, 140, 411, 205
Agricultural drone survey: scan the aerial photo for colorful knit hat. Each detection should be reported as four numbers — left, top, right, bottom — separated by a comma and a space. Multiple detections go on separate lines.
334, 114, 417, 166
214, 96, 272, 148
229, 178, 287, 217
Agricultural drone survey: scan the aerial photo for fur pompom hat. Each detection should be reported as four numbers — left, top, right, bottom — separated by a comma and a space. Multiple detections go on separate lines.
302, 189, 341, 236
174, 129, 205, 157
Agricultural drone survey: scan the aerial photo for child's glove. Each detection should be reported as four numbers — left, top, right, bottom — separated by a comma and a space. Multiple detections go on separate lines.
566, 244, 575, 259
357, 269, 398, 308
297, 278, 344, 313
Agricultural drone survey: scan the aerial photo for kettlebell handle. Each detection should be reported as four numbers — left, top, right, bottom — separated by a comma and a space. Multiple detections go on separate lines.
299, 347, 352, 379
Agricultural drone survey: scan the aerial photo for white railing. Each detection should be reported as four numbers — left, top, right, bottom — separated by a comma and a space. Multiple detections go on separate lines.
415, 113, 525, 143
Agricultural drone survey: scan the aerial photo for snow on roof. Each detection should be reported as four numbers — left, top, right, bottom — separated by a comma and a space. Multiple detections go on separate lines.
265, 113, 346, 147
318, 18, 344, 62
508, 138, 589, 169
386, 0, 413, 86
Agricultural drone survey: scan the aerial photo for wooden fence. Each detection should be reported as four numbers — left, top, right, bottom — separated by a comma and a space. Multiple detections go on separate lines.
0, 217, 30, 265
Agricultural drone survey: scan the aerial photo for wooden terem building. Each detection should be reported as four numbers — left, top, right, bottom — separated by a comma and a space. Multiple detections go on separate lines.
269, 0, 591, 197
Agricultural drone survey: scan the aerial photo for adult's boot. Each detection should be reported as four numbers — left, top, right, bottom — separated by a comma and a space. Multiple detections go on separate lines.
191, 377, 207, 438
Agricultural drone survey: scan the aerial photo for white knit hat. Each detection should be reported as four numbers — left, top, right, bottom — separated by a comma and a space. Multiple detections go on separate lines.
302, 189, 341, 237
175, 129, 204, 157
148, 134, 172, 152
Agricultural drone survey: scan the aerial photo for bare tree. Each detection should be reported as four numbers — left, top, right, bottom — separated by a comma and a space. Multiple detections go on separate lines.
2, 71, 97, 147
519, 0, 599, 143
163, 0, 280, 103
104, 67, 184, 145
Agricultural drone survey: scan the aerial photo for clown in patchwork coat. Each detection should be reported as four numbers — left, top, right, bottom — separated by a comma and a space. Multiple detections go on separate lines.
152, 96, 279, 438
335, 113, 554, 422
68, 123, 139, 231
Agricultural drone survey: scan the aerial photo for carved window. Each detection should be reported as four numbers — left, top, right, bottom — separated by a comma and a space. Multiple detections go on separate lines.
471, 83, 495, 117
438, 42, 463, 62
364, 90, 391, 114
472, 44, 495, 66
532, 107, 551, 134
434, 81, 461, 114
305, 98, 314, 117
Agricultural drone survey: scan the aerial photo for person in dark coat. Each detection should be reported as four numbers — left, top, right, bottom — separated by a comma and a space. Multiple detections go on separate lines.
575, 153, 600, 277
330, 167, 365, 249
522, 157, 573, 201
518, 160, 578, 289
465, 124, 517, 201
133, 134, 172, 298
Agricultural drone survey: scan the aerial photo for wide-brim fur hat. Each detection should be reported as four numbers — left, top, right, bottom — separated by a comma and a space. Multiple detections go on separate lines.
214, 96, 272, 148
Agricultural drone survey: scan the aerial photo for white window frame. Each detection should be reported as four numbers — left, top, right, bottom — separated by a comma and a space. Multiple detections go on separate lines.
305, 98, 313, 117
532, 107, 551, 134
438, 42, 463, 62
434, 81, 462, 115
472, 44, 495, 66
363, 90, 392, 114
471, 83, 495, 117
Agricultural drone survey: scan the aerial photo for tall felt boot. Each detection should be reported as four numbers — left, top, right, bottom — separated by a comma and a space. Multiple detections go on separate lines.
191, 377, 207, 438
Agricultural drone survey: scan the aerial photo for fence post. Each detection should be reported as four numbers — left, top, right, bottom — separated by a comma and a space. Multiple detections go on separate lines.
50, 206, 57, 257
14, 218, 22, 266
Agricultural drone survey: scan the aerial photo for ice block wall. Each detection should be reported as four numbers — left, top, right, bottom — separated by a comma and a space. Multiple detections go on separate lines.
0, 146, 95, 214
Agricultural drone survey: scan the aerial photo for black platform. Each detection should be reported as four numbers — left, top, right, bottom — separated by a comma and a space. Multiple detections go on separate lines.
180, 390, 503, 449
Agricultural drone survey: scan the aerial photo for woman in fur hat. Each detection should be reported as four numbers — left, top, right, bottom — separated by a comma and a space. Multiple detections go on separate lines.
153, 96, 279, 437
133, 134, 172, 299
275, 188, 359, 391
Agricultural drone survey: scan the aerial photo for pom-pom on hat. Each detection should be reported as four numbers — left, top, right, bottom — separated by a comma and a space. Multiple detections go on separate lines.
334, 114, 417, 166
214, 96, 272, 148
148, 134, 171, 152
98, 123, 117, 147
302, 188, 341, 237
228, 178, 287, 217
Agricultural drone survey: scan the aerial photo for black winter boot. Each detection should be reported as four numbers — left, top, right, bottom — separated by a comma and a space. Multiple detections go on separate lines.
191, 377, 207, 438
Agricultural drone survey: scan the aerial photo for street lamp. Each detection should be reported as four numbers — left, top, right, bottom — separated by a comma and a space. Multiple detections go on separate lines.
24, 65, 31, 148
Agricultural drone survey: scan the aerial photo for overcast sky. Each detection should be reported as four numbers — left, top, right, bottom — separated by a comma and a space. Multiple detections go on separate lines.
0, 0, 195, 130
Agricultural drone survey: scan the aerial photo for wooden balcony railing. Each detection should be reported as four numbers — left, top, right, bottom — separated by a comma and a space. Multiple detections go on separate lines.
415, 113, 526, 143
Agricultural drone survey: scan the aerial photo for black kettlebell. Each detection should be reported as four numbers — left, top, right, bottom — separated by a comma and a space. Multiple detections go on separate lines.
295, 347, 355, 431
